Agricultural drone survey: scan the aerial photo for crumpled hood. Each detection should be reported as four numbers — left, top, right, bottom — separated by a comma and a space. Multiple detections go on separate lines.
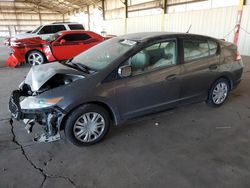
15, 33, 38, 39
10, 37, 48, 47
24, 62, 84, 92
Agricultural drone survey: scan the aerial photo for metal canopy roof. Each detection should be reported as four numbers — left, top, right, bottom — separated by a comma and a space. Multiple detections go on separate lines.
0, 0, 100, 14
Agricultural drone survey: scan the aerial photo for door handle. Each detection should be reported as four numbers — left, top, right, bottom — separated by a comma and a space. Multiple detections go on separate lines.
209, 64, 218, 70
166, 74, 177, 81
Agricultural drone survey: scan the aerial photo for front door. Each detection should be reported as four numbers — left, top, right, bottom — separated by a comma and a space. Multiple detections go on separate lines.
113, 39, 183, 120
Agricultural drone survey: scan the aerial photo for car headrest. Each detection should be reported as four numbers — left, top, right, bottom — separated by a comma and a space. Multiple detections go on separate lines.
130, 50, 150, 69
164, 42, 175, 56
199, 43, 208, 49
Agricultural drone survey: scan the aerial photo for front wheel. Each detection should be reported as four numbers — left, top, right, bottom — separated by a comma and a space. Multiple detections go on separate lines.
64, 104, 110, 146
27, 51, 45, 66
207, 78, 230, 107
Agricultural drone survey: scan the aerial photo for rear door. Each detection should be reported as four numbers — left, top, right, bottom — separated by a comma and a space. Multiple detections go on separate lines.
180, 37, 220, 102
37, 25, 66, 40
51, 33, 98, 60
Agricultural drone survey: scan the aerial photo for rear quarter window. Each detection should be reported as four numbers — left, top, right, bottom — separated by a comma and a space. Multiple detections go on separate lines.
39, 25, 66, 34
68, 24, 85, 30
53, 25, 66, 33
208, 40, 218, 55
183, 39, 209, 61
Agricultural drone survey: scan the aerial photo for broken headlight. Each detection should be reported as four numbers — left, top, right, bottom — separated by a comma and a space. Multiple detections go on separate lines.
20, 97, 63, 109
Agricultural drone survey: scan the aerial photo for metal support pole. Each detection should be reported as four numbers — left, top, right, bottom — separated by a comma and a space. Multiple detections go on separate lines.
87, 5, 90, 30
163, 0, 167, 14
102, 0, 105, 20
38, 6, 42, 25
62, 14, 65, 22
233, 0, 245, 45
8, 26, 11, 37
13, 1, 18, 35
124, 0, 128, 34
125, 0, 128, 18
161, 0, 167, 31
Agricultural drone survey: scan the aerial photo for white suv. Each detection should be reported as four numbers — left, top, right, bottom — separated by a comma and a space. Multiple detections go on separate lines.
12, 22, 85, 40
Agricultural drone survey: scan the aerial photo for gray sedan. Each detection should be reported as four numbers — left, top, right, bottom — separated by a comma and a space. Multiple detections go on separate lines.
9, 32, 244, 146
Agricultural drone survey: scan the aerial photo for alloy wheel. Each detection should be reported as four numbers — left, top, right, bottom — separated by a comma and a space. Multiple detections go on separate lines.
27, 52, 44, 66
212, 82, 228, 104
73, 112, 106, 143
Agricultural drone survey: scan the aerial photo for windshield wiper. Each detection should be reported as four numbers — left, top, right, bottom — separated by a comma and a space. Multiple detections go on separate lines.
66, 62, 90, 74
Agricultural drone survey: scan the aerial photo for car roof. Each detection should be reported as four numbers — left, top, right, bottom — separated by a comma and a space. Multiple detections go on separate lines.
118, 32, 217, 42
51, 22, 80, 25
59, 30, 94, 35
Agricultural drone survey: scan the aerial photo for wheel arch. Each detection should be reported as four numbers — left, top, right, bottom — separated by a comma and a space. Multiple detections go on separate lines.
60, 101, 119, 131
212, 73, 233, 91
25, 49, 47, 63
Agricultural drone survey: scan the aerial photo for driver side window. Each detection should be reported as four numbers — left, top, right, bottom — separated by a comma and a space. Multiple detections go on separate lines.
125, 40, 177, 76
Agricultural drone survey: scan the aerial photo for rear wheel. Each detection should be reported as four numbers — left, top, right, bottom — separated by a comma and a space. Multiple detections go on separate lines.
207, 78, 230, 107
27, 51, 45, 66
64, 104, 110, 146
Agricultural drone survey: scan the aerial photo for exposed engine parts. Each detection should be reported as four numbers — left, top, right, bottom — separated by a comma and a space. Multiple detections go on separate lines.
19, 73, 84, 96
9, 70, 85, 143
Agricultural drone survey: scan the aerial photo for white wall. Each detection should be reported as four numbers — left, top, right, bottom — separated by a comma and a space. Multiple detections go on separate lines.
168, 0, 239, 13
164, 6, 238, 42
103, 5, 250, 56
103, 18, 125, 35
127, 14, 162, 33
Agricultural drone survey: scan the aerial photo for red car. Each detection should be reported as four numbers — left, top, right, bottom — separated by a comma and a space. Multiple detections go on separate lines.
6, 30, 109, 67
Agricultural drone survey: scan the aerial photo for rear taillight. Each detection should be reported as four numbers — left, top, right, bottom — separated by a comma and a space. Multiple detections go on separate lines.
236, 51, 241, 61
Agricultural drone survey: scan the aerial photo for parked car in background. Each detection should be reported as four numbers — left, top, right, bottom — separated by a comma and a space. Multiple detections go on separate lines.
6, 30, 110, 67
4, 22, 85, 44
9, 32, 243, 146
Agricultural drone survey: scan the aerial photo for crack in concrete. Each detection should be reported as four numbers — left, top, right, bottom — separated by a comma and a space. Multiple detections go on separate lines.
0, 118, 12, 122
9, 119, 76, 188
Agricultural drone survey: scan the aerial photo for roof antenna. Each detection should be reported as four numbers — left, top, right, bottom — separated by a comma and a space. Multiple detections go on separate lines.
186, 24, 192, 33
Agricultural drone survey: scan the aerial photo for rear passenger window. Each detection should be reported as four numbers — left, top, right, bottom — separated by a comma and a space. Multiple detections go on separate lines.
39, 25, 66, 34
68, 24, 85, 30
53, 25, 66, 33
62, 34, 91, 41
183, 39, 209, 61
208, 40, 218, 55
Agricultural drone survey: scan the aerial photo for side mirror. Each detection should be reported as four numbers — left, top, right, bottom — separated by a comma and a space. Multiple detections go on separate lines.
118, 65, 132, 78
60, 39, 66, 45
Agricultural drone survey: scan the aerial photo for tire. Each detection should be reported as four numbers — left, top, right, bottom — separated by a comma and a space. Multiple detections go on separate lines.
206, 78, 230, 107
26, 51, 45, 66
64, 104, 110, 146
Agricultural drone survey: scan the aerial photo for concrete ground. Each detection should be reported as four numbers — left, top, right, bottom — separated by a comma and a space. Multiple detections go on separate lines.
0, 53, 250, 187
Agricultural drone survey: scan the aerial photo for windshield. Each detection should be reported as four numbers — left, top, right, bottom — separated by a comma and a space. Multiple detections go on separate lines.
32, 25, 43, 34
72, 38, 137, 70
46, 32, 61, 41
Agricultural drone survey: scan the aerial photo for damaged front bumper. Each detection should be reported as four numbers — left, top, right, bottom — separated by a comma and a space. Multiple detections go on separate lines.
9, 90, 65, 143
5, 54, 23, 68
